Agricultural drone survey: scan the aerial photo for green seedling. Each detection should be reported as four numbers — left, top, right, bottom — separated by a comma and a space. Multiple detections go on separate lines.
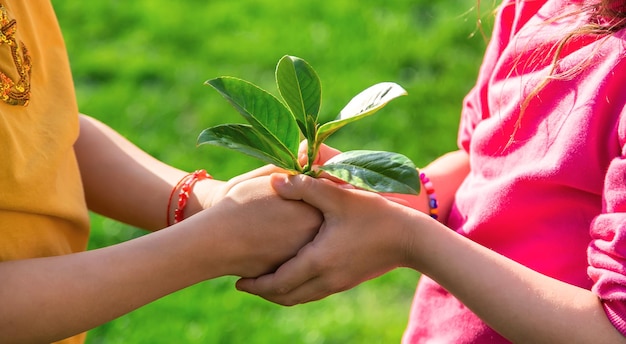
197, 55, 420, 195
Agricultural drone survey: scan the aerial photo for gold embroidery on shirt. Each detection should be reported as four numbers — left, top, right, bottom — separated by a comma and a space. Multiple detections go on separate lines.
0, 4, 31, 106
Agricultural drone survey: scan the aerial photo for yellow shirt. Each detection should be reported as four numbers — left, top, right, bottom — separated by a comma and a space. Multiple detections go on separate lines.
0, 1, 89, 343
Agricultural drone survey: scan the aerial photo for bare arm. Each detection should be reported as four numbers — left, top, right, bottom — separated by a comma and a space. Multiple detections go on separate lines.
74, 114, 278, 230
0, 176, 321, 343
236, 173, 625, 343
74, 114, 209, 230
405, 211, 624, 343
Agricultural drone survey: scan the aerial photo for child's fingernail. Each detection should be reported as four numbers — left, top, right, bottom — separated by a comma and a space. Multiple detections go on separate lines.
270, 173, 289, 189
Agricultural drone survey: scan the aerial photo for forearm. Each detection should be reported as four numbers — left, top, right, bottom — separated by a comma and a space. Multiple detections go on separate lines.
0, 214, 224, 343
74, 114, 221, 230
406, 217, 625, 343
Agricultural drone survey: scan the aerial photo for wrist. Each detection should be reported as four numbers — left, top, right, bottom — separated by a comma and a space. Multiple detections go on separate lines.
168, 210, 233, 279
399, 209, 450, 272
183, 178, 226, 215
166, 170, 213, 226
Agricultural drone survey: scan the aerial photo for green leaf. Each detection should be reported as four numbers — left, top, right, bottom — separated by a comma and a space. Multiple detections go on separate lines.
206, 77, 300, 160
275, 55, 321, 139
319, 150, 419, 195
197, 124, 299, 171
316, 82, 407, 143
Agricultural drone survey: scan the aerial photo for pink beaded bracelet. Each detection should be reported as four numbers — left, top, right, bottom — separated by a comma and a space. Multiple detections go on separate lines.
167, 169, 212, 226
419, 172, 439, 220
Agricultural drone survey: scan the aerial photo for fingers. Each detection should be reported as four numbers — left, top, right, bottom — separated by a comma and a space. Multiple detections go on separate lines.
235, 244, 344, 306
205, 165, 284, 208
235, 256, 318, 306
297, 140, 309, 166
236, 276, 328, 306
270, 173, 343, 214
229, 164, 284, 184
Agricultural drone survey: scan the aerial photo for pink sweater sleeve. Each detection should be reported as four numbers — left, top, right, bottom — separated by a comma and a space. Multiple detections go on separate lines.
589, 110, 626, 335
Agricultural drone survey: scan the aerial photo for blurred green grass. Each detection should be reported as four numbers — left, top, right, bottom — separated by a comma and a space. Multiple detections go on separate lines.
54, 1, 493, 342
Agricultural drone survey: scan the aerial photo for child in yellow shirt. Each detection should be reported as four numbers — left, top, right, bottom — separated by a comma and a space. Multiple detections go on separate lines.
0, 2, 320, 343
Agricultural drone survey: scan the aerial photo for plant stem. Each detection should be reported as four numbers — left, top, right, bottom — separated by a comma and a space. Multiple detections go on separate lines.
302, 136, 317, 173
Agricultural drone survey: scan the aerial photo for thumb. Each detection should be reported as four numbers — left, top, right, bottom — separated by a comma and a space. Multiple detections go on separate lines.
270, 173, 341, 213
297, 140, 309, 166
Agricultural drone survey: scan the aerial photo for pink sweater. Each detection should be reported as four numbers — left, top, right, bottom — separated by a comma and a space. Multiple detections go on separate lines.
403, 0, 626, 342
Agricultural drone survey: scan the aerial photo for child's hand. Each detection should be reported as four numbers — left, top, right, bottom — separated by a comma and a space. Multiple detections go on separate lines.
193, 164, 287, 211
235, 173, 430, 304
206, 142, 341, 208
198, 175, 322, 278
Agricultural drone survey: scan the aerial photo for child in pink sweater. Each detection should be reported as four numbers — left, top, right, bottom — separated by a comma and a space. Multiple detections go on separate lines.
237, 0, 626, 342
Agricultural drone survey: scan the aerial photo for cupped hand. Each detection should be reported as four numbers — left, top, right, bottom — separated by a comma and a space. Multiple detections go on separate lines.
207, 141, 341, 208
199, 164, 288, 209
206, 175, 322, 278
235, 173, 426, 305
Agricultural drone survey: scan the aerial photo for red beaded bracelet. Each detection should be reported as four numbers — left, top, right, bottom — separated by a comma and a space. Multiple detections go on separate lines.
419, 172, 439, 220
166, 169, 212, 226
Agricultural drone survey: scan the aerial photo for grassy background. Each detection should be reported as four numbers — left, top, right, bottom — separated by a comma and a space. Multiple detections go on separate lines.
53, 1, 493, 342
